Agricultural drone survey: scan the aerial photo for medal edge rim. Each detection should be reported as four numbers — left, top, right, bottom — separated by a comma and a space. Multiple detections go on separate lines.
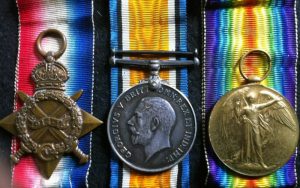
107, 82, 197, 173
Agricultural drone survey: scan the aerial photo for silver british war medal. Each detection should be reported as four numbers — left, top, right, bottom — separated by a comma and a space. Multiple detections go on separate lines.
108, 50, 198, 172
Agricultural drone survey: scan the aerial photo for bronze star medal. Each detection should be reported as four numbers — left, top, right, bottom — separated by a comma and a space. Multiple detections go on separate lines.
0, 29, 102, 178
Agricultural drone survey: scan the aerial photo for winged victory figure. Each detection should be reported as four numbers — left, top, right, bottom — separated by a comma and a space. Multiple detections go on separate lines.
220, 87, 296, 169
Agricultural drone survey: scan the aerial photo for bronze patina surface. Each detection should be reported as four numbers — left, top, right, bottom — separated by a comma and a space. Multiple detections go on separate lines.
0, 29, 102, 179
209, 50, 299, 176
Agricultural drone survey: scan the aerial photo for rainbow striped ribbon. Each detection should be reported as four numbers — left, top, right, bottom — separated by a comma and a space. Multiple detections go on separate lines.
109, 0, 191, 187
204, 0, 298, 187
11, 0, 95, 187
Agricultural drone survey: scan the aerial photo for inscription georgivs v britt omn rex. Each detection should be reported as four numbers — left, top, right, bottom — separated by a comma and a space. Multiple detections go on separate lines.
108, 50, 198, 173
108, 84, 196, 172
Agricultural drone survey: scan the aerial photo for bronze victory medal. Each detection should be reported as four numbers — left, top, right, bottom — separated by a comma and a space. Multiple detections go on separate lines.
0, 29, 102, 178
108, 83, 196, 172
209, 50, 299, 176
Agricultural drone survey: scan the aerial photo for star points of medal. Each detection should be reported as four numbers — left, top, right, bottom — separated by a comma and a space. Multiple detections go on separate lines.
0, 89, 103, 179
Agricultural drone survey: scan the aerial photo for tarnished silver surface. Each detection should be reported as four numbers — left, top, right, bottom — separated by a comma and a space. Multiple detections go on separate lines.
108, 83, 196, 172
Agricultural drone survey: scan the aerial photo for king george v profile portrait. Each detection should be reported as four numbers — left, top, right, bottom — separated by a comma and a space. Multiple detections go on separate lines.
127, 97, 176, 161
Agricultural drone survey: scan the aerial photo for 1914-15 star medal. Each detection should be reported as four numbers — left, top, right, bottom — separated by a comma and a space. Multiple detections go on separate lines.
0, 29, 102, 178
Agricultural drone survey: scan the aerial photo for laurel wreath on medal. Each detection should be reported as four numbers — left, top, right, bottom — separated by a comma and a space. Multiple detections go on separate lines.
16, 90, 83, 161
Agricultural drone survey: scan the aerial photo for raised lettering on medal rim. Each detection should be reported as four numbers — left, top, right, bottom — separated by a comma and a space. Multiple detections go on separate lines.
107, 82, 197, 172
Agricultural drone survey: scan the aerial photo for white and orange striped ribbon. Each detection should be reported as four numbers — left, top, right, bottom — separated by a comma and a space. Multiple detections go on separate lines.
110, 0, 190, 187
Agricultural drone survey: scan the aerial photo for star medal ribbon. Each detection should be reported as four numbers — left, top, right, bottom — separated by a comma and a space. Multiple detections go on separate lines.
0, 29, 102, 178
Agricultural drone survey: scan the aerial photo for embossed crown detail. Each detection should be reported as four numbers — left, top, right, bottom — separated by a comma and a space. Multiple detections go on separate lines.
32, 60, 69, 91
